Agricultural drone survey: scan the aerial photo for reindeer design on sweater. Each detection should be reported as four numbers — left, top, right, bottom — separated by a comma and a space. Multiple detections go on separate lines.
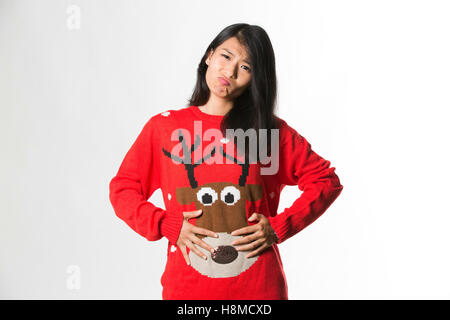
162, 130, 262, 278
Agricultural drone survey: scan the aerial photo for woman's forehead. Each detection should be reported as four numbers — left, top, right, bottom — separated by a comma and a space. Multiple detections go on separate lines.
217, 38, 250, 62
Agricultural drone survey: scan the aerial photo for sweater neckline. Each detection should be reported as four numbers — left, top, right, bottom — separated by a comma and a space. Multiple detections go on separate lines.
190, 105, 225, 123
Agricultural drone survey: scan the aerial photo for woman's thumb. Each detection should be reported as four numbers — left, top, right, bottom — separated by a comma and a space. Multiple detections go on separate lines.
184, 209, 202, 219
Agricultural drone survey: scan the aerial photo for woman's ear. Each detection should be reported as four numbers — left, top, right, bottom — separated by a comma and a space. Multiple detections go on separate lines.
205, 49, 214, 66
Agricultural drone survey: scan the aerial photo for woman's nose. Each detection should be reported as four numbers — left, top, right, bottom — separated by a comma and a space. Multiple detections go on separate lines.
223, 66, 237, 79
211, 245, 238, 264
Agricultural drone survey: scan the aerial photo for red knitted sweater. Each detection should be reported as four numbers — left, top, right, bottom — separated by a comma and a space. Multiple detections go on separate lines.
109, 105, 343, 299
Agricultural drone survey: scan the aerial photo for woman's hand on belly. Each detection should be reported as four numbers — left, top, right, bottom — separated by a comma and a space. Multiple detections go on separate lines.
230, 213, 278, 258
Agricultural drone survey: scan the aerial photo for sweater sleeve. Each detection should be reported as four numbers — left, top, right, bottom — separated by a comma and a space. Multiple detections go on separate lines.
268, 123, 343, 244
109, 116, 184, 244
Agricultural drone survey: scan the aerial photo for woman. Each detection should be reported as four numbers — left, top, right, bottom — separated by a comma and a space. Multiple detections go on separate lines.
109, 23, 343, 300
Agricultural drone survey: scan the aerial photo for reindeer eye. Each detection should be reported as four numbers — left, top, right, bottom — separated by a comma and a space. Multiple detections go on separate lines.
220, 186, 241, 206
197, 187, 218, 206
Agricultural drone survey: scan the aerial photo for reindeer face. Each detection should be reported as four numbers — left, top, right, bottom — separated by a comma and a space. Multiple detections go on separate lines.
176, 182, 262, 235
162, 131, 263, 278
176, 182, 262, 277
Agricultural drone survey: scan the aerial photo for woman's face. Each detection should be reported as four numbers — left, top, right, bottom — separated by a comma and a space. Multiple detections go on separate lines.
205, 37, 252, 101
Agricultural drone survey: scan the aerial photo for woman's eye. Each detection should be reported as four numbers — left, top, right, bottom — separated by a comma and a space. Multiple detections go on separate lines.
221, 54, 251, 72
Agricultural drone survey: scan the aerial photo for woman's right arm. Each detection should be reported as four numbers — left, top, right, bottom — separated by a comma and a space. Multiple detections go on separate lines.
109, 115, 219, 261
109, 115, 184, 244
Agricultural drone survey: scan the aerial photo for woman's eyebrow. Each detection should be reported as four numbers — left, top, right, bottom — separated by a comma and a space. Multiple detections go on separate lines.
222, 48, 251, 65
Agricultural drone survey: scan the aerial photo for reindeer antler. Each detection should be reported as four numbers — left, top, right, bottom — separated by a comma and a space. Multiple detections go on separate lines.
219, 145, 250, 187
162, 130, 216, 188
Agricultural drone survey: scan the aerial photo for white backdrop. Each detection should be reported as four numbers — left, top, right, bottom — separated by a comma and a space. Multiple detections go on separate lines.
1, 0, 450, 299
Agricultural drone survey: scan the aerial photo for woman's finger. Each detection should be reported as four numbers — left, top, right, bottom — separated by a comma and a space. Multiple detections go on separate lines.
235, 237, 266, 252
189, 234, 216, 254
179, 245, 191, 266
231, 224, 258, 236
191, 225, 219, 239
245, 241, 269, 258
231, 232, 261, 246
186, 239, 208, 261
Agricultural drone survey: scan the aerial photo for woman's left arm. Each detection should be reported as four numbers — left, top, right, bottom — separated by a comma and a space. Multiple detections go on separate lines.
267, 124, 344, 244
230, 122, 343, 256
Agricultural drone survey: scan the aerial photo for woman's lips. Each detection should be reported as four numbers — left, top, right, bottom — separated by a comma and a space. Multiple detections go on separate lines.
218, 77, 230, 86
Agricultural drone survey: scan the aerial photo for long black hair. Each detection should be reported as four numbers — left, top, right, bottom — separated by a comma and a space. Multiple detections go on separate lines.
187, 23, 281, 163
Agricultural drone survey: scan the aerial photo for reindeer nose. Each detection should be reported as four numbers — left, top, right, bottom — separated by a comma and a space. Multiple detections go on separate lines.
211, 245, 238, 264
